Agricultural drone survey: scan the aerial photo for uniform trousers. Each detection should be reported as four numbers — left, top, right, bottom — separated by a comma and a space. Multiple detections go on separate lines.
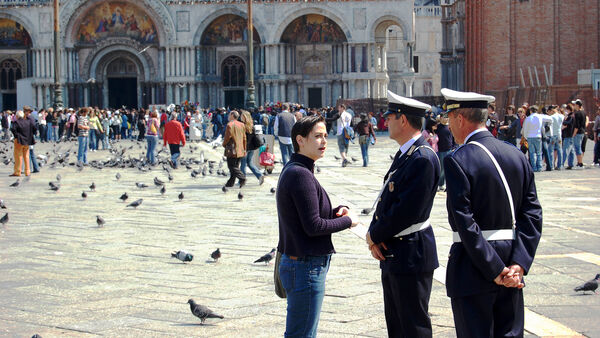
451, 286, 524, 338
381, 270, 433, 338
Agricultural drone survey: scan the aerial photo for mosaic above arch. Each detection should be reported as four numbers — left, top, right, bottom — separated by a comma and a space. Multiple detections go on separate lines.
201, 15, 260, 45
76, 2, 158, 46
281, 14, 346, 44
0, 19, 32, 48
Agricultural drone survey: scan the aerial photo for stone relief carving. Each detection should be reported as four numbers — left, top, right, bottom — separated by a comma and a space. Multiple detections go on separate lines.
80, 37, 155, 80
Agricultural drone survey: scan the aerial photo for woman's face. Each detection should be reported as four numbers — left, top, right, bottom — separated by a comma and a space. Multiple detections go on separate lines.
297, 122, 328, 161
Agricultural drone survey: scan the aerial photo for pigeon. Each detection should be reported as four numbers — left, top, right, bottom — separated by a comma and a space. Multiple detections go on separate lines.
56, 174, 61, 181
31, 334, 42, 338
187, 299, 224, 323
222, 186, 228, 193
574, 274, 600, 294
171, 250, 193, 262
49, 184, 60, 192
135, 182, 148, 189
9, 179, 20, 187
0, 199, 6, 209
127, 199, 143, 209
154, 177, 164, 186
351, 156, 358, 162
334, 155, 341, 160
211, 248, 221, 262
160, 185, 166, 195
119, 192, 129, 202
115, 172, 121, 180
168, 174, 173, 181
89, 182, 96, 191
270, 187, 276, 194
316, 166, 321, 173
0, 213, 7, 225
238, 192, 244, 200
82, 191, 87, 199
178, 192, 184, 201
389, 154, 394, 160
96, 215, 105, 227
254, 248, 276, 264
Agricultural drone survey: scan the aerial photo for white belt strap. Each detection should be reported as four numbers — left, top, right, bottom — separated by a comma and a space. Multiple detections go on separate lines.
453, 229, 515, 242
452, 141, 516, 243
394, 219, 431, 237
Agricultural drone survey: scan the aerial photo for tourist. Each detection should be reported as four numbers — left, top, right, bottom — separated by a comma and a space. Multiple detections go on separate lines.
163, 112, 186, 169
222, 110, 246, 188
354, 113, 376, 167
239, 110, 264, 185
145, 110, 159, 165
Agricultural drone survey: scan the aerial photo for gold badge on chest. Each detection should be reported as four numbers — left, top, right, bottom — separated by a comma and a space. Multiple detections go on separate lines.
388, 181, 395, 192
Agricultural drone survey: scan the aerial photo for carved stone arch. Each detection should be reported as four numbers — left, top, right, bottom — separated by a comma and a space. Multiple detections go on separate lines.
60, 0, 175, 47
192, 7, 266, 46
273, 8, 353, 44
0, 12, 37, 47
82, 39, 155, 82
369, 15, 410, 43
217, 52, 247, 77
95, 51, 144, 83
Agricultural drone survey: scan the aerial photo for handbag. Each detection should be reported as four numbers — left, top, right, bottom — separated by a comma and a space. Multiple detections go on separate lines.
274, 251, 286, 298
224, 142, 236, 157
251, 132, 263, 149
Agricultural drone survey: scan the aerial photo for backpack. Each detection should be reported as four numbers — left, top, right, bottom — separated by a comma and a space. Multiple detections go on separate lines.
343, 126, 355, 143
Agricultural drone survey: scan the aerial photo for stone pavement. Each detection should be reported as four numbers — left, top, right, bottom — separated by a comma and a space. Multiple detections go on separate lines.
0, 136, 599, 337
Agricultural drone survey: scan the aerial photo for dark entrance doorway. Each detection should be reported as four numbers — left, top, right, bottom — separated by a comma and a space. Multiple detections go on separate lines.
222, 56, 245, 108
108, 78, 137, 109
224, 90, 244, 109
308, 88, 322, 108
2, 94, 16, 111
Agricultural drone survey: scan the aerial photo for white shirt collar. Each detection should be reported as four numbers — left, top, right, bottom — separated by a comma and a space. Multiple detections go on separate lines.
399, 133, 422, 155
464, 127, 487, 144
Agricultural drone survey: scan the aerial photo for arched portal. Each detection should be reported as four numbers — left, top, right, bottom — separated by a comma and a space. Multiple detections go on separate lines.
374, 19, 409, 96
222, 56, 245, 108
0, 18, 33, 110
106, 57, 139, 109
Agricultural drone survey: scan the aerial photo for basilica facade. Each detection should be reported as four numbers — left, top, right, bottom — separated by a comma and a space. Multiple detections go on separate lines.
0, 0, 441, 110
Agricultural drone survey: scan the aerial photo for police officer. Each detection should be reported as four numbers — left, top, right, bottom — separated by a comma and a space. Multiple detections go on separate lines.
441, 88, 543, 337
366, 91, 441, 338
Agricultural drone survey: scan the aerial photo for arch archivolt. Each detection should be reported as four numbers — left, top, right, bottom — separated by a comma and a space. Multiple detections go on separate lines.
192, 7, 266, 46
370, 15, 410, 43
61, 0, 174, 47
83, 39, 154, 82
0, 12, 37, 47
273, 8, 353, 44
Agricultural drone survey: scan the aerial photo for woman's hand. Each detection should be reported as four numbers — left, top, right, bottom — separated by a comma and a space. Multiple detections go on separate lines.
336, 207, 359, 227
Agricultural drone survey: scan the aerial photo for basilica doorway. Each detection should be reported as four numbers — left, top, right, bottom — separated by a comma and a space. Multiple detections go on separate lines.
106, 58, 138, 109
0, 59, 23, 111
308, 88, 322, 108
222, 56, 245, 108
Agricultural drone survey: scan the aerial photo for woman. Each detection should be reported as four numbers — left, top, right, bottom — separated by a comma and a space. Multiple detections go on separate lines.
354, 113, 376, 167
239, 110, 264, 185
100, 111, 111, 150
10, 110, 35, 177
111, 112, 121, 140
87, 110, 101, 151
146, 110, 160, 165
422, 118, 439, 152
277, 115, 358, 337
38, 109, 47, 142
562, 104, 576, 169
137, 110, 147, 141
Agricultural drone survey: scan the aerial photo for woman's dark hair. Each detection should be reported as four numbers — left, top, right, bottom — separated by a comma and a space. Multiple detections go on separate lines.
291, 115, 325, 152
425, 118, 437, 133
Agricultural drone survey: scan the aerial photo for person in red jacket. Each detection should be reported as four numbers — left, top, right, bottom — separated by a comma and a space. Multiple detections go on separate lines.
163, 112, 185, 168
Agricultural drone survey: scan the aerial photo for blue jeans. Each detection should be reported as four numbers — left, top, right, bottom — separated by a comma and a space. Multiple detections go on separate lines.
169, 144, 181, 167
438, 150, 451, 187
77, 136, 88, 164
46, 123, 53, 141
542, 138, 552, 170
562, 137, 575, 168
146, 135, 158, 164
240, 149, 262, 179
102, 131, 110, 149
280, 141, 294, 165
279, 254, 331, 338
89, 129, 97, 150
29, 146, 39, 172
550, 136, 562, 169
359, 135, 370, 166
573, 133, 584, 156
527, 137, 542, 172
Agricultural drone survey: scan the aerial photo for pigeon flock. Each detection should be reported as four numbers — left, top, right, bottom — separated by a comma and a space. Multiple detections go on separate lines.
0, 138, 286, 326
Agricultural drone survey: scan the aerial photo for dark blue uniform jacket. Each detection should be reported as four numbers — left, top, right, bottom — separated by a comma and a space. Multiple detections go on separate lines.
444, 130, 543, 298
369, 136, 441, 274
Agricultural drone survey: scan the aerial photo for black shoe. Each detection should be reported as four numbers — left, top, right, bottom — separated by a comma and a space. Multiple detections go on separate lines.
566, 166, 573, 170
577, 163, 584, 167
341, 159, 348, 167
239, 178, 247, 188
